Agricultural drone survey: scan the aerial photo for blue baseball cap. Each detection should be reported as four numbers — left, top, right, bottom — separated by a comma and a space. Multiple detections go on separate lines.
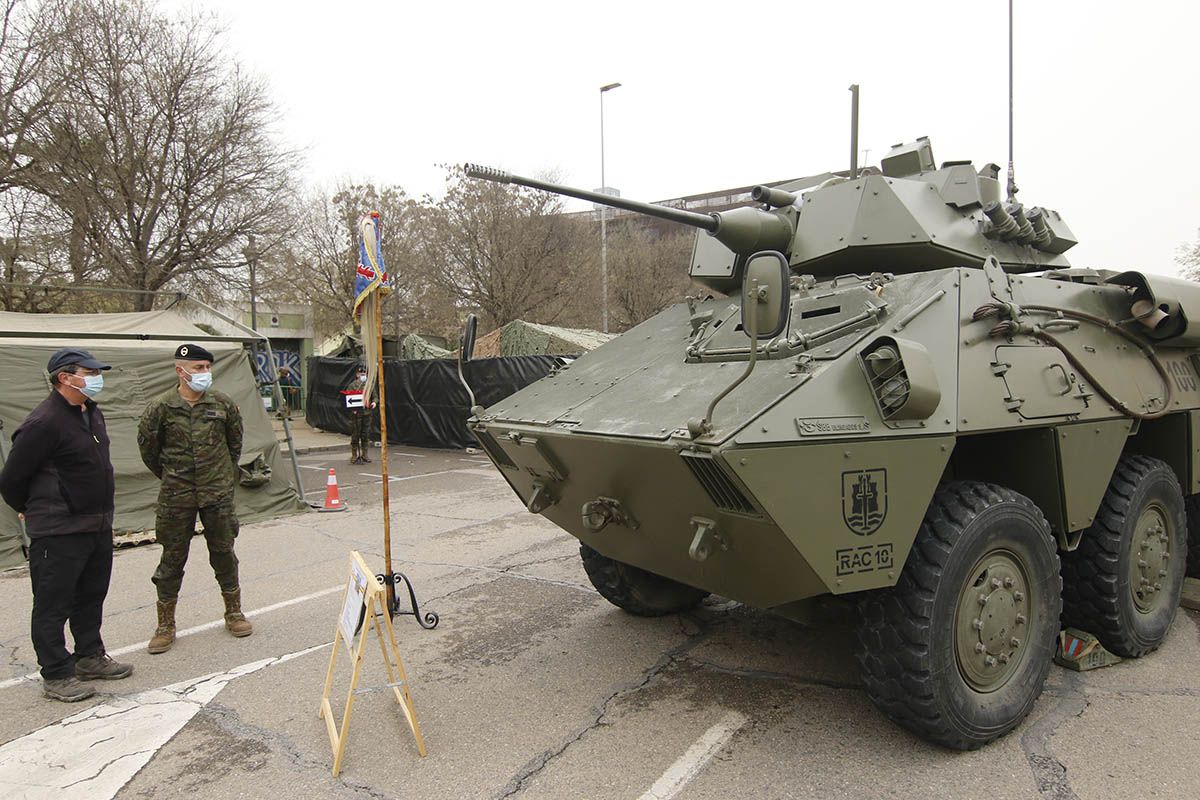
47, 348, 111, 373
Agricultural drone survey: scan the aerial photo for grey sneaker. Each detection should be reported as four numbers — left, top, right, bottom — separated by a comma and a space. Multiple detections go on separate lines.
75, 652, 134, 681
43, 676, 96, 702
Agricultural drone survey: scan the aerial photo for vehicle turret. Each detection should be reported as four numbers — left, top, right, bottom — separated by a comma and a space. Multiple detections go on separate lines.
467, 138, 1079, 294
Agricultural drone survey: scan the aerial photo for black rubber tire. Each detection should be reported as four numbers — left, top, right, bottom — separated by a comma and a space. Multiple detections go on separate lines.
1061, 455, 1186, 657
1185, 494, 1200, 579
856, 481, 1061, 750
579, 544, 708, 617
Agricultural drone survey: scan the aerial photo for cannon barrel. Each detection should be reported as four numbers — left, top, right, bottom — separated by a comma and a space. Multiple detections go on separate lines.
464, 164, 794, 256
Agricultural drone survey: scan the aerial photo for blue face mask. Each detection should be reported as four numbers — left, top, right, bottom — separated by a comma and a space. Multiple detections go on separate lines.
80, 374, 104, 398
187, 371, 213, 393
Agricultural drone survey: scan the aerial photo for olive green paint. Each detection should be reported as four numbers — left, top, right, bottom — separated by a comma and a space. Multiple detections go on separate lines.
1056, 419, 1132, 532
728, 436, 954, 595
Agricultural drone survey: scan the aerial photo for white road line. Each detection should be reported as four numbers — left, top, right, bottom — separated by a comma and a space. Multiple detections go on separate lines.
638, 711, 748, 800
298, 464, 328, 471
361, 468, 472, 484
0, 585, 342, 690
0, 643, 329, 800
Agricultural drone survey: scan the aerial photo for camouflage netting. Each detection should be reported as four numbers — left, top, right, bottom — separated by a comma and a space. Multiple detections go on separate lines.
473, 320, 613, 358
320, 331, 451, 361
399, 333, 453, 360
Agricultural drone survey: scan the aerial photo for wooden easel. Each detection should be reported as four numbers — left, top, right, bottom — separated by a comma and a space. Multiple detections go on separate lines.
319, 551, 426, 776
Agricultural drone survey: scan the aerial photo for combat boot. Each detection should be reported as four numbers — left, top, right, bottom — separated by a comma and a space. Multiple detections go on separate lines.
43, 676, 96, 703
148, 600, 176, 654
350, 442, 359, 464
75, 652, 134, 681
222, 589, 253, 637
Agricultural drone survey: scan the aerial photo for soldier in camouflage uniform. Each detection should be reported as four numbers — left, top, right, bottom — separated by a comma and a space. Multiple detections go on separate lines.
345, 364, 374, 464
137, 344, 252, 654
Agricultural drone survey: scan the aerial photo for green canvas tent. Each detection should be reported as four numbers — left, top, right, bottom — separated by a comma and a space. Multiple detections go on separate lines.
318, 331, 452, 360
0, 309, 309, 570
473, 320, 614, 358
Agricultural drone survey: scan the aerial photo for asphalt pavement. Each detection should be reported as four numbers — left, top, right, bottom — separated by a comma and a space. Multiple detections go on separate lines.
0, 443, 1198, 800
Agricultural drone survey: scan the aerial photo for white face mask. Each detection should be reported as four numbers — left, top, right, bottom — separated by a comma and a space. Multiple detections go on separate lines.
185, 370, 213, 392
80, 374, 104, 398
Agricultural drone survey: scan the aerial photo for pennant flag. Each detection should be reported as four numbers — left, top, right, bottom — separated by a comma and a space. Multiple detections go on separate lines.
353, 211, 390, 409
353, 212, 390, 318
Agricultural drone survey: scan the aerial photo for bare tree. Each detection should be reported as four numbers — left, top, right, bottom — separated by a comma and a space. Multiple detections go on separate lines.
0, 187, 69, 310
22, 0, 297, 309
1179, 235, 1200, 282
0, 0, 66, 194
417, 165, 593, 330
267, 182, 455, 342
606, 221, 696, 330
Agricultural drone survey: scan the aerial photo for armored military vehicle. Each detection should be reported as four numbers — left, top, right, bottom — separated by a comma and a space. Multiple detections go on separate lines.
462, 138, 1199, 749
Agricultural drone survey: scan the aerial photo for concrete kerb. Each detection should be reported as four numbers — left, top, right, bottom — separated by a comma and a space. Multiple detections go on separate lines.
285, 442, 351, 456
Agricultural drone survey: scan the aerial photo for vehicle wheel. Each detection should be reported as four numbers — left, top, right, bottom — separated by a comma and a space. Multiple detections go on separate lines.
856, 481, 1061, 750
1184, 494, 1200, 579
579, 544, 708, 617
1061, 455, 1186, 657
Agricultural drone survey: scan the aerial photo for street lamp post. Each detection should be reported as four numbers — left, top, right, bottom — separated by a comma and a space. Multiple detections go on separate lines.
599, 81, 620, 334
243, 234, 258, 332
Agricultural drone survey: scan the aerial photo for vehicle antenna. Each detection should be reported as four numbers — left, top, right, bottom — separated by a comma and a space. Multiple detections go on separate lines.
1006, 0, 1018, 201
849, 84, 860, 178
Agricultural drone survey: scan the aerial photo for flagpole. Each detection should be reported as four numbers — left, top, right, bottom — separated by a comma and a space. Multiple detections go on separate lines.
374, 289, 395, 613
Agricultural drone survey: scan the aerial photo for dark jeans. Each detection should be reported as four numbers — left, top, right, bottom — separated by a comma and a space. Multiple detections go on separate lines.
28, 532, 113, 680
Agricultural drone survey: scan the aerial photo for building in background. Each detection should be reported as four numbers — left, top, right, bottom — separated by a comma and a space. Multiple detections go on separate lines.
181, 301, 313, 415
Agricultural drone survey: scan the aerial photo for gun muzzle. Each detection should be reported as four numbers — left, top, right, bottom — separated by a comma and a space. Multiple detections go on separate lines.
464, 163, 511, 183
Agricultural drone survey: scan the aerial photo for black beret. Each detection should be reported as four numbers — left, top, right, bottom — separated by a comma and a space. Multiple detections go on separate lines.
175, 343, 214, 362
47, 347, 111, 373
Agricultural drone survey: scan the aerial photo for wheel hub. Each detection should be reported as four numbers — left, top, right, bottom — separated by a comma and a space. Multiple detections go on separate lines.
956, 552, 1031, 692
1130, 504, 1172, 614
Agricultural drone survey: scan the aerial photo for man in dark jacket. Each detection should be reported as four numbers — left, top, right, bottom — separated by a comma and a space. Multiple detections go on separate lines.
0, 348, 134, 702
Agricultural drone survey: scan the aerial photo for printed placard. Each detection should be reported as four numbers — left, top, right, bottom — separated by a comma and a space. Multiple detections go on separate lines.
337, 556, 370, 653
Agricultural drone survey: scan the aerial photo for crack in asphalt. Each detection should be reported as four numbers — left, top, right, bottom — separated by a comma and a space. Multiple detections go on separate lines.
200, 703, 394, 800
491, 611, 722, 800
59, 749, 155, 789
1, 642, 23, 673
1019, 670, 1088, 800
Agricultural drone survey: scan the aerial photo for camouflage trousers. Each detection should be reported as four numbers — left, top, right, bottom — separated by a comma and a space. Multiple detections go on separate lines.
349, 413, 370, 450
152, 501, 240, 601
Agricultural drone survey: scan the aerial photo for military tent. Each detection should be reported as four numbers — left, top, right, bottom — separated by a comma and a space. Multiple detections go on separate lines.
0, 309, 309, 570
317, 331, 452, 361
473, 320, 613, 358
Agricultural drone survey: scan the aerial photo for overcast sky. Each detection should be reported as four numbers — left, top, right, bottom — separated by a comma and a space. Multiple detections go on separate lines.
166, 0, 1199, 276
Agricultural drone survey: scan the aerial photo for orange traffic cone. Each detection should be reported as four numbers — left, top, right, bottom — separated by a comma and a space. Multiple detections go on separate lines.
319, 468, 346, 512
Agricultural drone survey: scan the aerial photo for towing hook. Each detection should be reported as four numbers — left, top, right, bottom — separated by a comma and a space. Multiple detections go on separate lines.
581, 497, 640, 532
689, 517, 728, 562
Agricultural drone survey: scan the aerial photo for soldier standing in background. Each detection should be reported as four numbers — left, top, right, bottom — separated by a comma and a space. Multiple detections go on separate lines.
137, 344, 253, 654
345, 364, 376, 464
